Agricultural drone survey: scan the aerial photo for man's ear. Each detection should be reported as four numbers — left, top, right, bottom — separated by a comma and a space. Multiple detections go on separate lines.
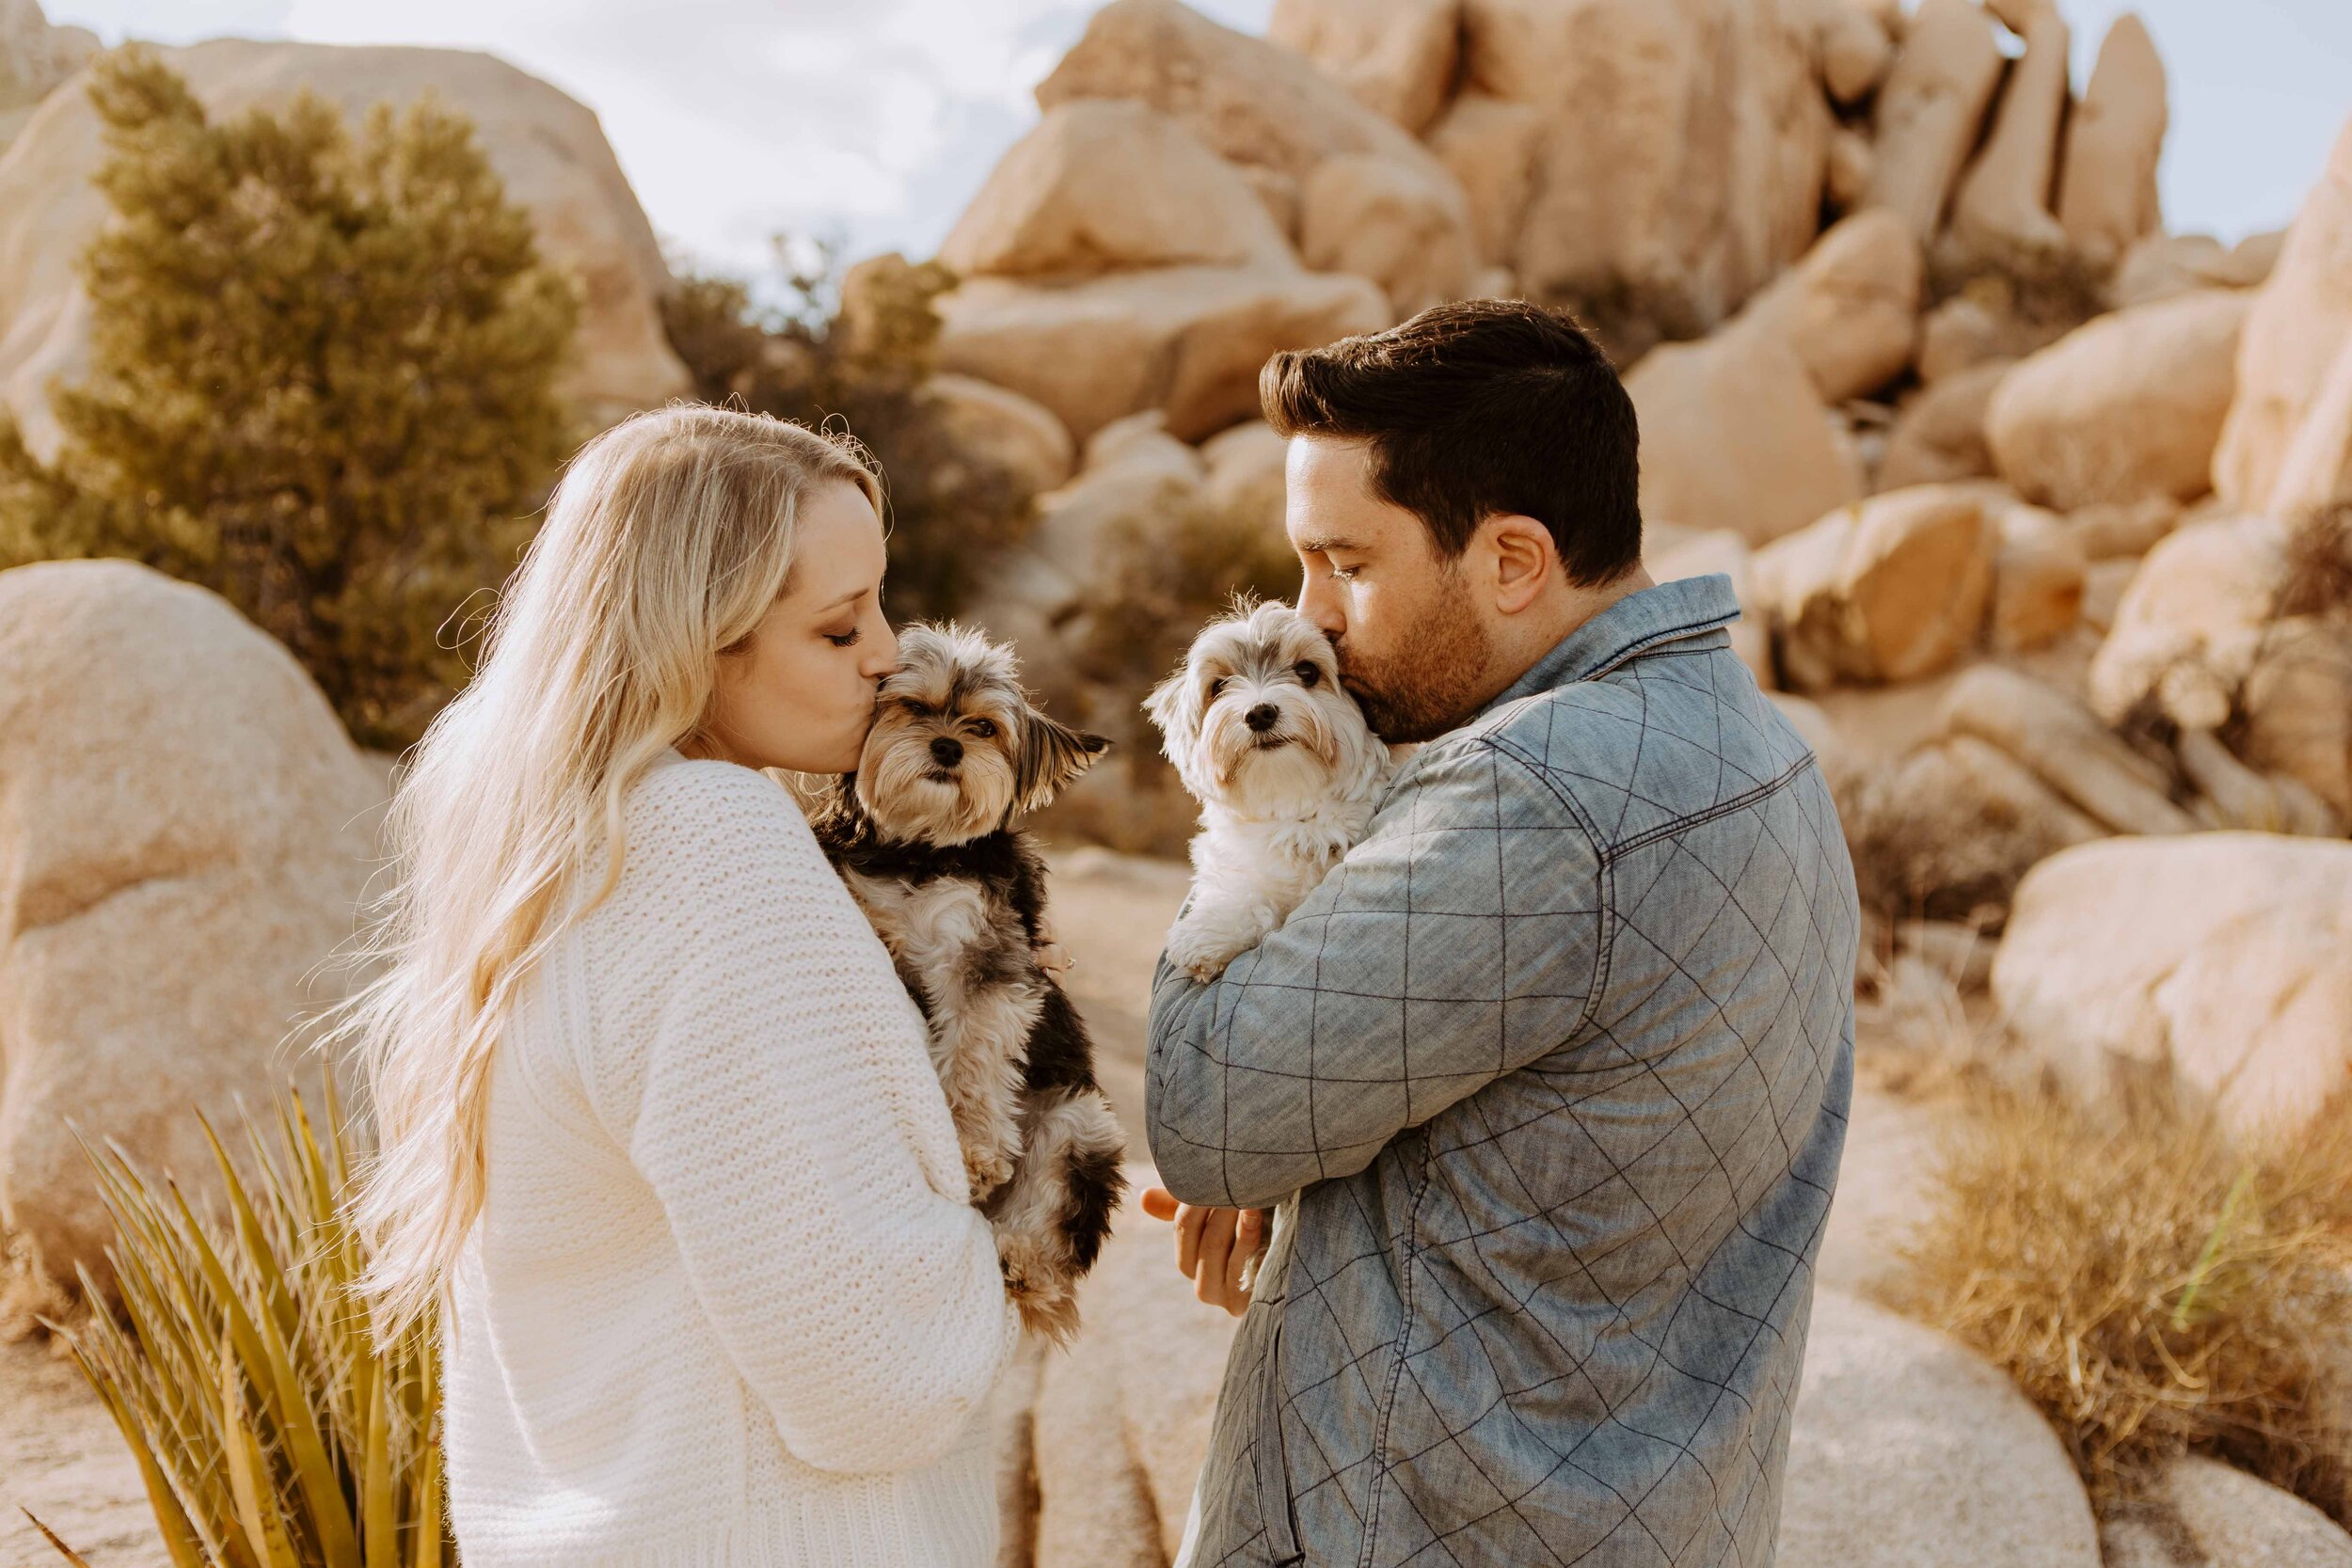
1484, 513, 1556, 615
1013, 709, 1110, 816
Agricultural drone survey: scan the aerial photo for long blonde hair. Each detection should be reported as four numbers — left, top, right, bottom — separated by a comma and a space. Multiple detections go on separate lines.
339, 404, 882, 1338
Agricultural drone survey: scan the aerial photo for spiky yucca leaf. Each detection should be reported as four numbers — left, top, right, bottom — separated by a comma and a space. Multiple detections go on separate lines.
46, 1085, 445, 1568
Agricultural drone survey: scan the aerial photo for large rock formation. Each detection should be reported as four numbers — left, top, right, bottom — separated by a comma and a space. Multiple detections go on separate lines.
1778, 1289, 2105, 1568
2105, 1456, 2352, 1568
1994, 833, 2352, 1142
1738, 208, 1923, 404
935, 264, 1388, 445
0, 0, 93, 150
1454, 0, 1834, 342
939, 100, 1295, 278
1752, 484, 1997, 689
2087, 513, 2289, 731
2213, 111, 2352, 517
0, 562, 381, 1291
1947, 0, 2072, 269
1037, 0, 1476, 314
1984, 289, 2251, 510
0, 39, 689, 458
1867, 0, 2004, 243
1627, 327, 1867, 544
1266, 0, 1461, 136
2055, 14, 2168, 270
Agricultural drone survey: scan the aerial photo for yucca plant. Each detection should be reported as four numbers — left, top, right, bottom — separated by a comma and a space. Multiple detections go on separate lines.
27, 1085, 447, 1568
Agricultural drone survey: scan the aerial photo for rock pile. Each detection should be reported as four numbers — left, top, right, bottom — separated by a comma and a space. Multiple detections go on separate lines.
0, 562, 384, 1294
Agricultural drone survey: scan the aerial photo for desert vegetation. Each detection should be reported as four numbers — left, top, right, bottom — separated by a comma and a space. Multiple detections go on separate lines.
0, 46, 578, 749
1897, 1082, 2352, 1527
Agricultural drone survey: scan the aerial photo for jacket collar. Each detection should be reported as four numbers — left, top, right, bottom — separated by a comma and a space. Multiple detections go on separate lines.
1477, 572, 1743, 719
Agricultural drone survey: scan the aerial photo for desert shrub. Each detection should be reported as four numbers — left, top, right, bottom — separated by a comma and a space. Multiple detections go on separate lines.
0, 46, 580, 749
1041, 491, 1302, 856
31, 1085, 446, 1567
1893, 1082, 2352, 1525
662, 242, 1035, 625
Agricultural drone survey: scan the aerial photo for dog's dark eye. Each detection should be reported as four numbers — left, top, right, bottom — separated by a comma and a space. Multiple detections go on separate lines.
1295, 661, 1321, 688
968, 719, 998, 738
1208, 676, 1231, 699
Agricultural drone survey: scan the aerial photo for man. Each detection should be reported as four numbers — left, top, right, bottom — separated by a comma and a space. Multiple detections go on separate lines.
1142, 300, 1856, 1568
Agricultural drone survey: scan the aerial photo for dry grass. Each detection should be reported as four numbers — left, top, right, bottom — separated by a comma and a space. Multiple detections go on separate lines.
34, 1085, 445, 1567
1891, 1083, 2352, 1526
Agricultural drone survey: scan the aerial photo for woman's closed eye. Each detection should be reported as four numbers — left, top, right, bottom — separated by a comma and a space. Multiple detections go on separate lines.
824, 626, 861, 648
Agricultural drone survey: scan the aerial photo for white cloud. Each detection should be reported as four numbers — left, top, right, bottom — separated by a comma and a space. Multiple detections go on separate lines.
250, 0, 1112, 276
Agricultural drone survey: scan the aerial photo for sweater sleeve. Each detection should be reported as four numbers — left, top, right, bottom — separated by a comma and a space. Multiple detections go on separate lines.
599, 762, 1021, 1476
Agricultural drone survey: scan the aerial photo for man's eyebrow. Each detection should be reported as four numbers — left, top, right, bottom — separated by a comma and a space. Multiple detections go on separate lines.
1296, 534, 1359, 554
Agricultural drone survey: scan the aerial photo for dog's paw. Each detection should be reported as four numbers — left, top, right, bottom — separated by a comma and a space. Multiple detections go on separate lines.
1165, 917, 1246, 982
965, 1145, 1017, 1203
998, 1236, 1083, 1345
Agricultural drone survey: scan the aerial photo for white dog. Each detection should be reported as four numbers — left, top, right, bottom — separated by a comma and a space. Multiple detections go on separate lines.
1146, 598, 1397, 983
1146, 600, 1398, 1291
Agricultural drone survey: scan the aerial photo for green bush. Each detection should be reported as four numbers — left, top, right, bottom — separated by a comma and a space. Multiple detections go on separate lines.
662, 241, 1035, 626
31, 1085, 446, 1568
0, 45, 579, 748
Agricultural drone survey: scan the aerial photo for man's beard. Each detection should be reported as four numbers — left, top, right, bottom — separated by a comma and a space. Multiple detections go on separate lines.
1334, 570, 1496, 744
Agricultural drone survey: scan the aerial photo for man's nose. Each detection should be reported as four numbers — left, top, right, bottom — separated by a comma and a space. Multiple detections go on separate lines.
1246, 703, 1279, 733
930, 736, 963, 767
1296, 574, 1345, 636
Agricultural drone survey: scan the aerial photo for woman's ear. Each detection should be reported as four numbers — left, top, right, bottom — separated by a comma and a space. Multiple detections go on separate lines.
1013, 709, 1109, 816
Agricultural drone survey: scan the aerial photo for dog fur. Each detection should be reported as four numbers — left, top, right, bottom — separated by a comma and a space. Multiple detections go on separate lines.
1146, 600, 1397, 1292
1146, 600, 1396, 982
812, 624, 1126, 1344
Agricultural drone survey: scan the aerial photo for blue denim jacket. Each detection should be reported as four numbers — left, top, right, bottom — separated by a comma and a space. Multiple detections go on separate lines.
1147, 574, 1857, 1568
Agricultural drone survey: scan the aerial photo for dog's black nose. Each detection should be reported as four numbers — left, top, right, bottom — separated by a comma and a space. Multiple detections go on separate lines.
1246, 703, 1279, 733
930, 736, 964, 768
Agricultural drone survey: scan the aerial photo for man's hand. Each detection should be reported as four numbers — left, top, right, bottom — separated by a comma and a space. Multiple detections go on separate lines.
1031, 911, 1073, 977
1141, 1186, 1265, 1317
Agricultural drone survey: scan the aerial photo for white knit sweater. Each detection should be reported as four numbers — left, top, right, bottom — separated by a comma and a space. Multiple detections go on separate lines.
446, 753, 1021, 1568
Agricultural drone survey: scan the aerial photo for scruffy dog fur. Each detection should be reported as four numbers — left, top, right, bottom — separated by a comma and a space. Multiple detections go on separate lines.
1147, 600, 1396, 982
813, 624, 1126, 1343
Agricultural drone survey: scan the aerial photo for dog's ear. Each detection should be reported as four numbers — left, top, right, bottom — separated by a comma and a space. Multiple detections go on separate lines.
1143, 664, 1200, 762
1013, 708, 1109, 816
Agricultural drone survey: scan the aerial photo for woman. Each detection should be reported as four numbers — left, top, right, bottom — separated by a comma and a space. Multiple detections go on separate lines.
343, 404, 1020, 1566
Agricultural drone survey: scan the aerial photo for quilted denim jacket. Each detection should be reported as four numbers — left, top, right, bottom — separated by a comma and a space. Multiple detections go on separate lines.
1146, 574, 1857, 1568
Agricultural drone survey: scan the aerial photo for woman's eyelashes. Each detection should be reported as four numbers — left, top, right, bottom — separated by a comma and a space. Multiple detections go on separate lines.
824, 625, 862, 647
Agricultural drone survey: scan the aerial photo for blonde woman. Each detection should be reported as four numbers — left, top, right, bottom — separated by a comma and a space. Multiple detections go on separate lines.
342, 404, 1020, 1567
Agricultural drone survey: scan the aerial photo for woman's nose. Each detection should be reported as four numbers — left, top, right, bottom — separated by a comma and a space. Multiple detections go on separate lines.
862, 619, 899, 679
930, 736, 964, 768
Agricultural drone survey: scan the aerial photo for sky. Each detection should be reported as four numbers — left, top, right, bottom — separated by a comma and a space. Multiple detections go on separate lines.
43, 0, 2352, 288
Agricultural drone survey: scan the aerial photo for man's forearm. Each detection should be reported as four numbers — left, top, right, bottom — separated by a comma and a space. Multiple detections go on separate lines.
1145, 958, 1393, 1208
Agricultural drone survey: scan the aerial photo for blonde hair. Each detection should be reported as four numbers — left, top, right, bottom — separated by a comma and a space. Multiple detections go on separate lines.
339, 404, 882, 1338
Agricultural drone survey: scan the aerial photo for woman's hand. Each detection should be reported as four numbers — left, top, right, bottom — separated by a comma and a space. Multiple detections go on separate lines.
1140, 1186, 1264, 1317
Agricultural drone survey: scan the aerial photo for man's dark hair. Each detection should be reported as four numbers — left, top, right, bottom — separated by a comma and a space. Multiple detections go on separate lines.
1260, 299, 1642, 586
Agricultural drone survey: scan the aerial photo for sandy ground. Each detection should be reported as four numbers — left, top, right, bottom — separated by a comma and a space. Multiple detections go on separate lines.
0, 842, 1949, 1566
0, 1331, 161, 1567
